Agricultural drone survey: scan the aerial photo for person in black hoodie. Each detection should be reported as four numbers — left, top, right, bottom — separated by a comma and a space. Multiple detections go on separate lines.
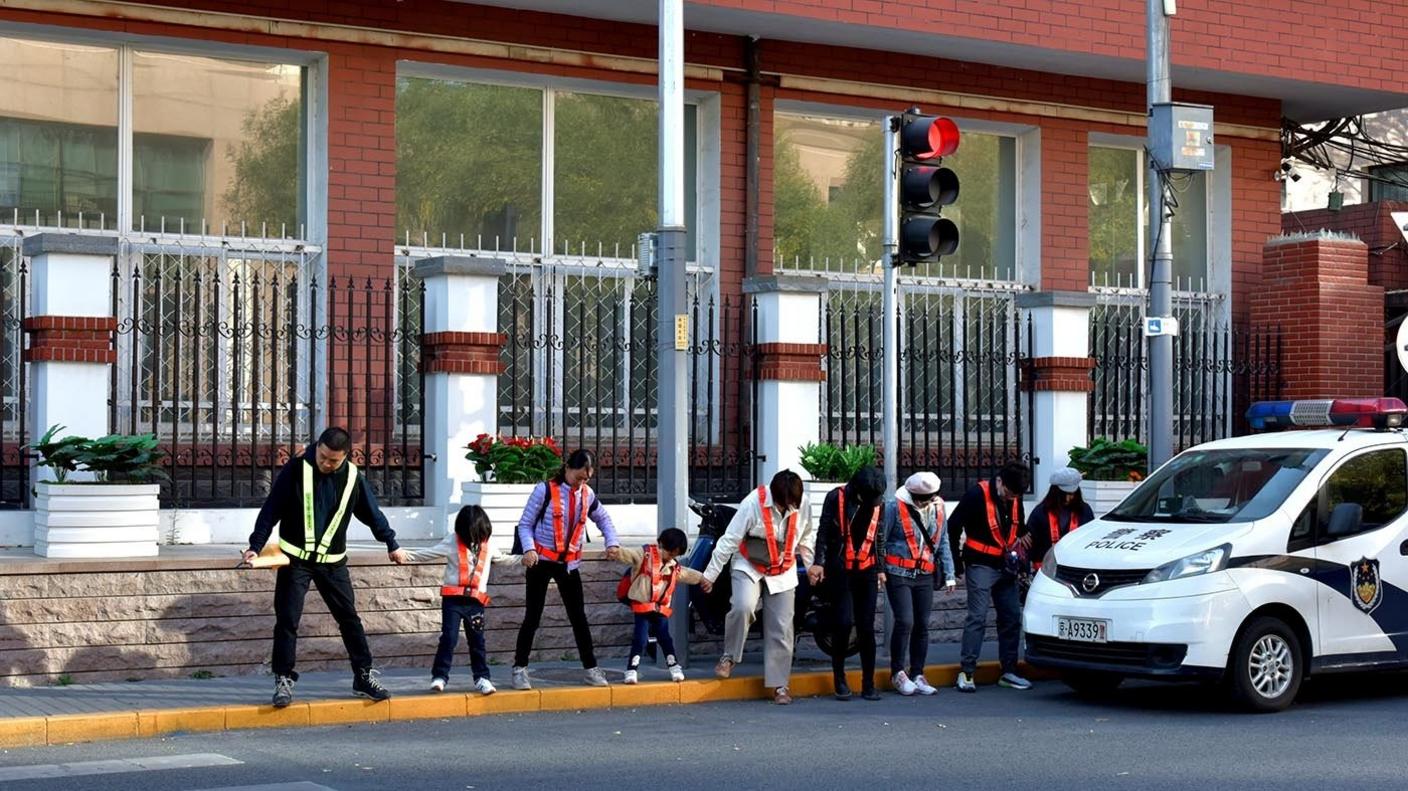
1027, 466, 1095, 572
807, 466, 886, 701
243, 427, 406, 708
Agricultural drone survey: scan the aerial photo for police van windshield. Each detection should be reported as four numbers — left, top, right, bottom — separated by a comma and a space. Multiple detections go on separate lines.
1106, 448, 1328, 524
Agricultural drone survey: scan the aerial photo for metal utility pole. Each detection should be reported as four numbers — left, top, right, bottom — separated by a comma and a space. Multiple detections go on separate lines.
1146, 0, 1175, 469
657, 0, 691, 665
881, 117, 900, 495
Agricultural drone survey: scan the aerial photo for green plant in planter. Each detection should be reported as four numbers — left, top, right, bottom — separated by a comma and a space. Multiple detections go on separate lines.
465, 434, 563, 484
798, 442, 877, 482
33, 424, 167, 484
1068, 438, 1148, 482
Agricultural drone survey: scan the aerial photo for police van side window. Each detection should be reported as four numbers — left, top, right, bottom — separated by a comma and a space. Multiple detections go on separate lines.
1318, 448, 1408, 542
1288, 501, 1315, 552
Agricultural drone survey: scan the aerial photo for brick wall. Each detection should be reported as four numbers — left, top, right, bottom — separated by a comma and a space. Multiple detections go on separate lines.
1285, 201, 1408, 294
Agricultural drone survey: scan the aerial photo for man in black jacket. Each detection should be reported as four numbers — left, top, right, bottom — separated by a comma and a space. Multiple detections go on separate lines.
946, 462, 1030, 693
243, 427, 407, 707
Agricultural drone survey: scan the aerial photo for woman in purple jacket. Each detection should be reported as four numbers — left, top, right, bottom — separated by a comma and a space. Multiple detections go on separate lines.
511, 449, 621, 690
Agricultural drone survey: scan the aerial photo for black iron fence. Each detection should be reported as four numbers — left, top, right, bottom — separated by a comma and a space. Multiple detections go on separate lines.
110, 247, 425, 507
821, 283, 1034, 493
498, 265, 754, 504
0, 241, 27, 508
1089, 303, 1283, 448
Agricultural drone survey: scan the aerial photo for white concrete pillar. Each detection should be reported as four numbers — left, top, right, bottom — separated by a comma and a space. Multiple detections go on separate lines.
24, 233, 118, 484
413, 256, 506, 516
1016, 290, 1096, 497
744, 274, 829, 484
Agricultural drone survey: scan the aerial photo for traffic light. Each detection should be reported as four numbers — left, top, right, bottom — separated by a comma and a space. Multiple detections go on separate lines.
895, 112, 960, 266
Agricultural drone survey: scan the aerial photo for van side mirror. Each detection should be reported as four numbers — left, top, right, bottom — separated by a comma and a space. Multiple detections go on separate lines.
1326, 502, 1364, 539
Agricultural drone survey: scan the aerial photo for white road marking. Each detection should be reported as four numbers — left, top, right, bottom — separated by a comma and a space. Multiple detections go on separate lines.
186, 784, 339, 791
0, 752, 241, 782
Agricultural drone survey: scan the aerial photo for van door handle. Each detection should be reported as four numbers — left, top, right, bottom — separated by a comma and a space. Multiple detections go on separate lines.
1400, 540, 1408, 556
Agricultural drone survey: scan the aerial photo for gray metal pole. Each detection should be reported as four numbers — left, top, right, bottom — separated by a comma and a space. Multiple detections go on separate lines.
657, 0, 691, 666
1146, 0, 1174, 468
881, 117, 900, 496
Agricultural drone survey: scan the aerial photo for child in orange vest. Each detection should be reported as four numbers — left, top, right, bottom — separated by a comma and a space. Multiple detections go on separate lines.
407, 504, 520, 695
614, 528, 711, 684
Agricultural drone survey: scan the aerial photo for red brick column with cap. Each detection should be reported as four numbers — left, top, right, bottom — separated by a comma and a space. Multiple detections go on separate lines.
756, 342, 827, 381
1251, 234, 1383, 400
22, 316, 117, 364
1021, 356, 1095, 392
421, 331, 505, 375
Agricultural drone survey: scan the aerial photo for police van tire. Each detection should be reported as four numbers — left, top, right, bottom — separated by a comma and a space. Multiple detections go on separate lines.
1227, 616, 1302, 713
1062, 671, 1124, 697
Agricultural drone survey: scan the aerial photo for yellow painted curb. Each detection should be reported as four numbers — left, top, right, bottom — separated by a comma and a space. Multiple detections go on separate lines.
784, 671, 834, 699
610, 682, 680, 708
0, 716, 47, 749
389, 694, 467, 721
224, 703, 311, 730
141, 706, 227, 736
306, 699, 390, 726
467, 689, 540, 716
676, 676, 762, 704
46, 712, 138, 744
539, 685, 612, 712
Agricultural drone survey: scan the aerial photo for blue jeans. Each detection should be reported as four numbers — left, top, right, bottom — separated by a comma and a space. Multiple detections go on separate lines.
627, 612, 678, 669
960, 564, 1022, 675
432, 596, 490, 682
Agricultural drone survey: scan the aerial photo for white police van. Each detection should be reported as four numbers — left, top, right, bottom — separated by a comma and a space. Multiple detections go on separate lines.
1024, 397, 1408, 711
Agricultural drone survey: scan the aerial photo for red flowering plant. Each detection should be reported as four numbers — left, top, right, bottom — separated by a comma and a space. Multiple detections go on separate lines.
466, 434, 563, 484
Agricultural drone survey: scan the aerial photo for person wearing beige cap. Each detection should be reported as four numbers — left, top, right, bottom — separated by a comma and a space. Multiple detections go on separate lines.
1027, 466, 1096, 572
878, 471, 955, 696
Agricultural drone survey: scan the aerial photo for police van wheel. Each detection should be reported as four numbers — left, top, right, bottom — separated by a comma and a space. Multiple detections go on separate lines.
1227, 617, 1302, 713
1062, 671, 1124, 697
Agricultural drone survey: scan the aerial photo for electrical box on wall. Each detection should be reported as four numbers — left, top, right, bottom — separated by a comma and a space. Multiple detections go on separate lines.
1150, 102, 1215, 171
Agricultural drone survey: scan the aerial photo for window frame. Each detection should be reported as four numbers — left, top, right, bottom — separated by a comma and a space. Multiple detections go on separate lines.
1367, 162, 1408, 203
1313, 446, 1408, 546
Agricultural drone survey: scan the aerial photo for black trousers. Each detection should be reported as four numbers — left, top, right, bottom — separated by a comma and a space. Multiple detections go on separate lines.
272, 559, 373, 680
829, 568, 879, 685
886, 573, 935, 677
514, 561, 597, 669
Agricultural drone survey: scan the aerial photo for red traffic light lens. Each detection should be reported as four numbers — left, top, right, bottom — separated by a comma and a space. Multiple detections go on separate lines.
902, 116, 961, 160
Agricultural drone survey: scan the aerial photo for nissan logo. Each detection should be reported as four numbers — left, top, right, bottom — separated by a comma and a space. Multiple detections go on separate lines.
1081, 572, 1101, 593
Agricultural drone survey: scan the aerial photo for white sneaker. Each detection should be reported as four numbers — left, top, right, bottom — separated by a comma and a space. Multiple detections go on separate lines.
892, 670, 918, 696
669, 664, 685, 682
584, 666, 610, 687
429, 677, 446, 693
623, 669, 639, 685
912, 675, 938, 696
956, 671, 976, 693
998, 672, 1033, 690
511, 666, 532, 690
475, 677, 497, 696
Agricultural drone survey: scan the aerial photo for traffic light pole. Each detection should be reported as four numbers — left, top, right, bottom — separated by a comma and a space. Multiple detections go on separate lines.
657, 0, 691, 666
1147, 0, 1174, 469
881, 117, 900, 496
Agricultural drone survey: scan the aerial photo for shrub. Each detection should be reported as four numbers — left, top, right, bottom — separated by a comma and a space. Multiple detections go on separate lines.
797, 442, 877, 482
1068, 438, 1148, 482
466, 434, 563, 484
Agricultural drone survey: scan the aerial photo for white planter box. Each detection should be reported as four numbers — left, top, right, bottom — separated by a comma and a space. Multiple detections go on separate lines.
461, 480, 539, 553
803, 479, 842, 527
1081, 479, 1140, 518
33, 482, 161, 558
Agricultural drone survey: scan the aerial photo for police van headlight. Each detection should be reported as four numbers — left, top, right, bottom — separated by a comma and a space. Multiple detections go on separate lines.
1040, 547, 1058, 579
1142, 544, 1231, 584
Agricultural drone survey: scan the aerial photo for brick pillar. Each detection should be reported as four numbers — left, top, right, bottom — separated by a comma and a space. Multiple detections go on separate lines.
413, 256, 506, 513
1017, 291, 1095, 498
744, 274, 828, 484
1252, 235, 1383, 400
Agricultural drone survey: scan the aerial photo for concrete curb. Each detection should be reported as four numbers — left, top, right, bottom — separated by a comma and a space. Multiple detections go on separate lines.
0, 661, 1047, 748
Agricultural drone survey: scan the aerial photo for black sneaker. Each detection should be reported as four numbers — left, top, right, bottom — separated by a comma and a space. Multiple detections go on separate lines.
833, 677, 852, 701
272, 675, 295, 708
353, 668, 391, 702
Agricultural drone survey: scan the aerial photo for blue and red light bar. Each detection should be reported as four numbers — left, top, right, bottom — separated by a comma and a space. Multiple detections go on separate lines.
1246, 398, 1408, 430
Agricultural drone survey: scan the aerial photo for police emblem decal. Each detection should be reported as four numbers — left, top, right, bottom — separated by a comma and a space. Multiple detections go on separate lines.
1350, 557, 1382, 614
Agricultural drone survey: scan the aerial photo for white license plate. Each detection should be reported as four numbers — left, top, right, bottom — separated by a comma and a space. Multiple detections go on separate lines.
1056, 616, 1110, 643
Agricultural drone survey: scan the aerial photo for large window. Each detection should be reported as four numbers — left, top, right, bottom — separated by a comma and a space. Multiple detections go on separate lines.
773, 110, 1017, 278
0, 34, 309, 237
1088, 145, 1209, 290
1320, 449, 1408, 539
396, 74, 699, 261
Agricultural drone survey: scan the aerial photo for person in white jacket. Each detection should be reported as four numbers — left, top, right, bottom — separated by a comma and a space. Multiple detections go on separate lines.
406, 505, 521, 695
702, 469, 815, 705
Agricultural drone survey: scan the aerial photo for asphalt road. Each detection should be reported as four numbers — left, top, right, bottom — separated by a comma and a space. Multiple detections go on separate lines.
5, 673, 1408, 791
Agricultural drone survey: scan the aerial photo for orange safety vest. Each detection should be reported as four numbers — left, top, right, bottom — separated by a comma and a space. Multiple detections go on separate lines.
965, 480, 1021, 557
629, 544, 681, 617
743, 486, 799, 576
536, 483, 593, 563
836, 487, 879, 572
441, 537, 492, 604
884, 501, 937, 573
1047, 509, 1079, 544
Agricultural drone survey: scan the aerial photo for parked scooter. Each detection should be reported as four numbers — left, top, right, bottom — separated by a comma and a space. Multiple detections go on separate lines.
683, 498, 858, 659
